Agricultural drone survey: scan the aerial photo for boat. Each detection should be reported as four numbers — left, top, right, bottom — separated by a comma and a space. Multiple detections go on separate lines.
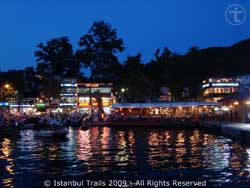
34, 127, 68, 138
80, 122, 90, 130
34, 130, 54, 137
16, 117, 39, 130
84, 121, 110, 127
18, 123, 34, 130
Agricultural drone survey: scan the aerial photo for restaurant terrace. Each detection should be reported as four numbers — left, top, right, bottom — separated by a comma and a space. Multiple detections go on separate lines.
112, 101, 221, 118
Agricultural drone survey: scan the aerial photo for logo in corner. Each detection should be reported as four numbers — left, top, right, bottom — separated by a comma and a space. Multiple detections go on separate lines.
225, 4, 246, 25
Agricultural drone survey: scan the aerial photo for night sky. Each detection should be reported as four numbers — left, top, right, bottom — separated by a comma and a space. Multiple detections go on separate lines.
0, 0, 249, 71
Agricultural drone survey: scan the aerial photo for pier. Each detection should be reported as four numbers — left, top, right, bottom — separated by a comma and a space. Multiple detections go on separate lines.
199, 121, 250, 143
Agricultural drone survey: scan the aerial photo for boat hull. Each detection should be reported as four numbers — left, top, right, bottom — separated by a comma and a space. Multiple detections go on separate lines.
34, 127, 68, 138
18, 123, 34, 130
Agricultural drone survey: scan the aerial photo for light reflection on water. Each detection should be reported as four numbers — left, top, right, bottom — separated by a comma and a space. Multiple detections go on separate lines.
0, 127, 250, 187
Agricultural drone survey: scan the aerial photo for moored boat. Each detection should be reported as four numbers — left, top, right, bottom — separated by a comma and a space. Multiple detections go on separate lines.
34, 127, 68, 138
85, 121, 110, 126
18, 123, 34, 130
80, 122, 90, 130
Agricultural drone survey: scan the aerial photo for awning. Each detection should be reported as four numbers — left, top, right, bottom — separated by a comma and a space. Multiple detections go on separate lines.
112, 101, 221, 109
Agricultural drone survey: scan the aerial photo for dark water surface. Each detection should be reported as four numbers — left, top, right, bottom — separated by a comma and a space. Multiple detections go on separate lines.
0, 127, 250, 188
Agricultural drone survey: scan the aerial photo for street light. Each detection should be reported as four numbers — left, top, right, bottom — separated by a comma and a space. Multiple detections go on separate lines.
4, 84, 10, 89
0, 83, 12, 101
121, 88, 128, 103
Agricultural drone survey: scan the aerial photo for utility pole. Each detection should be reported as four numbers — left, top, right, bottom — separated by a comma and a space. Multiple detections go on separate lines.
121, 88, 125, 103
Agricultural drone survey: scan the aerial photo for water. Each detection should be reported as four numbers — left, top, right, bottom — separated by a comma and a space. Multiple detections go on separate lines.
0, 127, 250, 188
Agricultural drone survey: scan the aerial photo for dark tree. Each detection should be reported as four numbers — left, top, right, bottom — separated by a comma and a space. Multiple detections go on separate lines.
145, 47, 173, 99
187, 45, 199, 55
35, 36, 82, 97
155, 47, 173, 62
77, 21, 124, 82
121, 53, 153, 102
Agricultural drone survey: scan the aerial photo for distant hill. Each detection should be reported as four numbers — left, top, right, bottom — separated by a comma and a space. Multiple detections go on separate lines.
183, 38, 250, 77
205, 38, 249, 74
158, 38, 250, 96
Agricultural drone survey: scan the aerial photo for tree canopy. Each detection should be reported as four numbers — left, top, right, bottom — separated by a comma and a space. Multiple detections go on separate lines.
2, 21, 249, 102
34, 36, 82, 97
77, 21, 124, 82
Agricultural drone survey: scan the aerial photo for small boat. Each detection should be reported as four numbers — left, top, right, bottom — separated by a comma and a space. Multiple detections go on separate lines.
18, 123, 34, 130
34, 130, 54, 137
34, 127, 68, 138
54, 127, 69, 138
80, 122, 90, 130
84, 121, 110, 127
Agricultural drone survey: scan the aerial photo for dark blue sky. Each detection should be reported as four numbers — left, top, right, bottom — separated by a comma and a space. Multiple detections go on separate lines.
0, 0, 249, 71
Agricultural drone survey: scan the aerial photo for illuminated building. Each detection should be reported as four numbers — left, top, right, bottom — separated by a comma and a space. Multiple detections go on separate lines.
59, 80, 113, 114
202, 78, 240, 102
112, 102, 220, 118
221, 90, 250, 123
5, 98, 36, 115
204, 75, 250, 123
59, 79, 77, 108
77, 83, 113, 114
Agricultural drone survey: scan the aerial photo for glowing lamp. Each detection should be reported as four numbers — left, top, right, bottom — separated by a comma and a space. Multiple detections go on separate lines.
233, 101, 239, 105
4, 84, 10, 89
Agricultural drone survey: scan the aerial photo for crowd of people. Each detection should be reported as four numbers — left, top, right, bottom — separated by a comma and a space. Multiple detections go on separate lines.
0, 108, 109, 128
0, 107, 214, 129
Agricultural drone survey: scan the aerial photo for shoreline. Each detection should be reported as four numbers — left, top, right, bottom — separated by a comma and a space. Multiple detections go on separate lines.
198, 120, 250, 143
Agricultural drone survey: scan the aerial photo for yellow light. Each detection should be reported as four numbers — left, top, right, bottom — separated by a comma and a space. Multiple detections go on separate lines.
79, 102, 89, 107
246, 101, 250, 105
233, 101, 239, 105
4, 84, 10, 89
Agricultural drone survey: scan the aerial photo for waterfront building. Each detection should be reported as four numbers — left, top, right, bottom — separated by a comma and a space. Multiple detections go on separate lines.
59, 79, 78, 109
6, 98, 36, 115
59, 80, 113, 114
220, 90, 250, 123
201, 77, 240, 102
112, 101, 221, 119
77, 83, 113, 114
235, 75, 250, 93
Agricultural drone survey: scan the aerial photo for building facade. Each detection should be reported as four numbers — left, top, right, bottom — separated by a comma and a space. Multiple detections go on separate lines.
59, 80, 113, 114
59, 79, 78, 108
112, 102, 221, 119
77, 83, 113, 114
202, 78, 240, 102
